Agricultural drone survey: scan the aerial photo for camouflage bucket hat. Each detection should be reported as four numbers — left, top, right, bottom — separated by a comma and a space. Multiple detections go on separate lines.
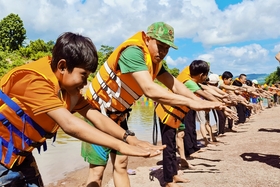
146, 22, 178, 50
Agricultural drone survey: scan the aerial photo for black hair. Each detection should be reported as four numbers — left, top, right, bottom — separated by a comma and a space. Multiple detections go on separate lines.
222, 71, 233, 80
189, 60, 209, 77
239, 73, 247, 79
51, 32, 98, 73
245, 80, 252, 86
232, 79, 243, 87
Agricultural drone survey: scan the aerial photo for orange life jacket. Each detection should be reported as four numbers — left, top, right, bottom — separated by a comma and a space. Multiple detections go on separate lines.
155, 66, 190, 128
0, 57, 60, 169
86, 31, 162, 115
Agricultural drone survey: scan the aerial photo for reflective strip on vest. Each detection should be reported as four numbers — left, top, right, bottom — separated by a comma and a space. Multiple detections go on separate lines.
104, 62, 140, 101
92, 66, 137, 110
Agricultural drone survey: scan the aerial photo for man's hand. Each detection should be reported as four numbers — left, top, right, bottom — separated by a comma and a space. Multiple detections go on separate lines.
221, 106, 239, 121
126, 136, 166, 157
275, 52, 280, 63
222, 94, 238, 106
118, 143, 163, 157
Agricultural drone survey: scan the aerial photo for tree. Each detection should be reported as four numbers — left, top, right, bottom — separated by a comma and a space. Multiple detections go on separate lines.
0, 13, 26, 51
265, 66, 280, 85
88, 45, 114, 81
18, 39, 54, 60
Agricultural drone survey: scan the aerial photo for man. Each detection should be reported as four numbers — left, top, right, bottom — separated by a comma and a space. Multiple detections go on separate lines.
82, 22, 224, 187
232, 74, 248, 124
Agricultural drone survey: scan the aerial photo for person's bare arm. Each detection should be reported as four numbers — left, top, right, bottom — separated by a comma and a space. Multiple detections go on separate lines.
199, 84, 226, 98
80, 106, 166, 152
47, 108, 162, 157
275, 52, 280, 62
195, 89, 219, 102
208, 84, 229, 96
130, 70, 223, 110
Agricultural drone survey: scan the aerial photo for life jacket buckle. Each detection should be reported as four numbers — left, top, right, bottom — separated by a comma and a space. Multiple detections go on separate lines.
31, 142, 43, 148
16, 109, 24, 117
18, 151, 31, 157
1, 118, 10, 127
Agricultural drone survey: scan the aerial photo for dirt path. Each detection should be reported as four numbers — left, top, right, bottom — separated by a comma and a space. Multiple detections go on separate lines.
46, 106, 280, 187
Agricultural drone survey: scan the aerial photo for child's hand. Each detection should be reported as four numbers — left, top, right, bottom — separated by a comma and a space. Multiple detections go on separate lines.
221, 106, 239, 121
118, 141, 165, 158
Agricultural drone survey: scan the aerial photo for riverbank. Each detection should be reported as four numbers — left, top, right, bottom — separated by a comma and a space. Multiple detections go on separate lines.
46, 106, 280, 187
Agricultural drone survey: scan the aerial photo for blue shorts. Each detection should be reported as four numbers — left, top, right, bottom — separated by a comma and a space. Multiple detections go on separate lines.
0, 153, 43, 187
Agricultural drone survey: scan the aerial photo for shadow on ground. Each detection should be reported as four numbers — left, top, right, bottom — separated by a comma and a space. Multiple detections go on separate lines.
258, 128, 280, 133
240, 152, 280, 169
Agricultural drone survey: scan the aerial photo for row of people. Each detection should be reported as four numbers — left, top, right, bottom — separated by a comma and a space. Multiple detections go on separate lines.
158, 63, 279, 187
1, 21, 279, 187
0, 22, 228, 187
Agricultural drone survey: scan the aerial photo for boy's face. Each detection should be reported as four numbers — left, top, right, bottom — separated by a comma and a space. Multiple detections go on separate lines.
146, 36, 170, 64
60, 66, 90, 95
199, 73, 208, 83
239, 75, 247, 84
224, 77, 232, 85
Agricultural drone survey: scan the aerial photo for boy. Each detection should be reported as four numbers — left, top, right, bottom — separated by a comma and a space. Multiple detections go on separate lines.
0, 32, 164, 187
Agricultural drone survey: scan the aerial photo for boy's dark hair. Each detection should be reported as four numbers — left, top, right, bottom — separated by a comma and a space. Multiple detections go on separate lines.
51, 32, 98, 73
222, 71, 233, 80
189, 60, 209, 77
246, 80, 252, 86
239, 73, 247, 79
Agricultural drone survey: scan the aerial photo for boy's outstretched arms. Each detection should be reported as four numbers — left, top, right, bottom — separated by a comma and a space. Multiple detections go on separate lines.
47, 107, 165, 157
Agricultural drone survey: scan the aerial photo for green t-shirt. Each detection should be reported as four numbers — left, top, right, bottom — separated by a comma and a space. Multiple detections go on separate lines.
178, 79, 201, 129
118, 46, 148, 73
184, 79, 201, 93
118, 46, 166, 75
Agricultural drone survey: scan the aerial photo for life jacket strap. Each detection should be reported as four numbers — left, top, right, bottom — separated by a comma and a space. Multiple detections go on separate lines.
0, 90, 55, 165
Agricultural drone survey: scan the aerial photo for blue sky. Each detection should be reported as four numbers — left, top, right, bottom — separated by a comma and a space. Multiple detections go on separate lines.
0, 0, 280, 77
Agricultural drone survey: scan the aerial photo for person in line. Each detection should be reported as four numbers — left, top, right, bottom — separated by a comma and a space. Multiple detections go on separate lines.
0, 32, 166, 187
232, 74, 248, 124
181, 62, 237, 157
82, 22, 225, 187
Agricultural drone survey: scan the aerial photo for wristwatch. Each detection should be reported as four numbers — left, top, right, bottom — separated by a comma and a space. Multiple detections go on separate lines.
123, 130, 135, 143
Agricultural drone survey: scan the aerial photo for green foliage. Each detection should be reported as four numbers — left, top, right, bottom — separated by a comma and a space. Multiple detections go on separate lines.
0, 13, 26, 51
0, 51, 25, 78
265, 66, 280, 85
88, 45, 114, 81
169, 68, 180, 78
18, 39, 54, 60
161, 60, 180, 77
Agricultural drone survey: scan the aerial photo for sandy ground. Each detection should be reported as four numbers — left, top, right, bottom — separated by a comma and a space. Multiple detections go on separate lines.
46, 106, 280, 187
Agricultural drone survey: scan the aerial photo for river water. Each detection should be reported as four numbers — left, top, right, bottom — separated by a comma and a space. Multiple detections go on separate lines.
34, 99, 219, 185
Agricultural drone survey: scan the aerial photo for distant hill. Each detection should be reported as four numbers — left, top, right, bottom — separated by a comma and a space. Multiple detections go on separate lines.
234, 74, 268, 85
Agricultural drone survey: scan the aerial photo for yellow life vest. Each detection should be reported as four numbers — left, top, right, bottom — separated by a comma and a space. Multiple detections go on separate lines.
86, 31, 162, 114
0, 57, 60, 169
155, 66, 190, 128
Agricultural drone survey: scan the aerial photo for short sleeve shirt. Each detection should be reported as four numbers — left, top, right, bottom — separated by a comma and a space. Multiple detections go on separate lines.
118, 46, 166, 76
2, 64, 89, 116
184, 79, 201, 93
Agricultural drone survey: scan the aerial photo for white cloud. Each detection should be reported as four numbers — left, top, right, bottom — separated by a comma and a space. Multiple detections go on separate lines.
196, 44, 275, 75
0, 0, 279, 75
0, 0, 279, 47
272, 44, 280, 52
166, 56, 188, 67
